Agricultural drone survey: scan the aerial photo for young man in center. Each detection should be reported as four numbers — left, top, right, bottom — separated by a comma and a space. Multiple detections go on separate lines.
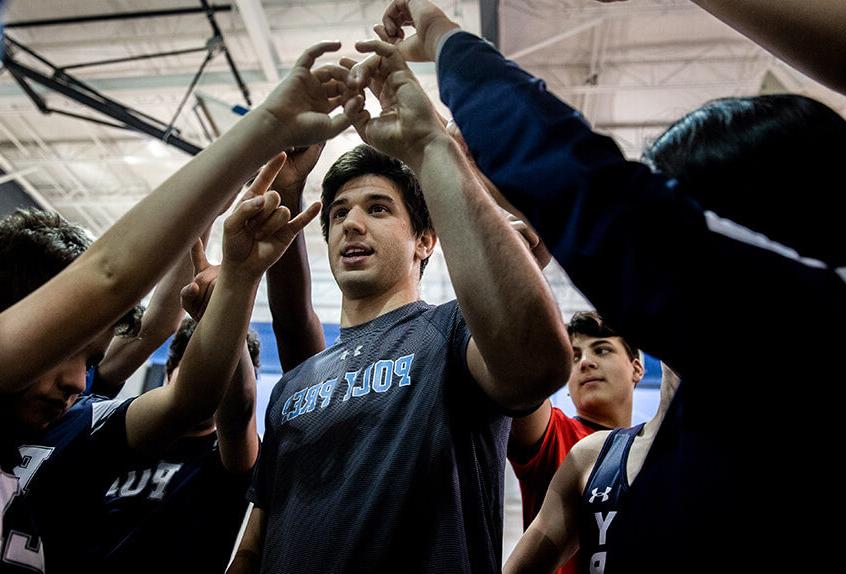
230, 89, 572, 573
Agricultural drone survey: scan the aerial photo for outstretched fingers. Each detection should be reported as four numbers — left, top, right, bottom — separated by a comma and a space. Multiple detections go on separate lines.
284, 201, 322, 238
248, 153, 288, 198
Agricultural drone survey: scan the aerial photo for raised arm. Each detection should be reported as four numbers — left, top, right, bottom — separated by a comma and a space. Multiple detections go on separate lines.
181, 243, 261, 474
125, 156, 322, 454
345, 41, 571, 411
0, 41, 350, 394
264, 145, 327, 371
374, 2, 846, 384
690, 0, 846, 95
214, 342, 260, 474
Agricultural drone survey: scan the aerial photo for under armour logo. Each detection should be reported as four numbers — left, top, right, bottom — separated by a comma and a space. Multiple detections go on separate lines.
340, 346, 363, 360
589, 486, 611, 503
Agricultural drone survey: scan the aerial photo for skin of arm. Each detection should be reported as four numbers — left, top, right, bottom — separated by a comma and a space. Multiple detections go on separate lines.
94, 226, 215, 396
124, 157, 323, 455
92, 253, 192, 396
263, 145, 327, 371
504, 430, 608, 574
345, 40, 571, 411
180, 243, 260, 474
509, 400, 553, 461
0, 41, 351, 395
595, 0, 846, 95
214, 342, 260, 474
690, 0, 846, 95
227, 506, 265, 574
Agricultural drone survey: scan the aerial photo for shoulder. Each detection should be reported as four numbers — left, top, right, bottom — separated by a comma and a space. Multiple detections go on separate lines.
418, 299, 465, 337
567, 430, 611, 474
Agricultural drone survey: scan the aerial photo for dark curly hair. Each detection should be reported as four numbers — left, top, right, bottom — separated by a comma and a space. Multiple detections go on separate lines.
0, 208, 142, 335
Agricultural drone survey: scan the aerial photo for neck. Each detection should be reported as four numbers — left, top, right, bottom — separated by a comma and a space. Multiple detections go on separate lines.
339, 282, 420, 327
576, 403, 632, 430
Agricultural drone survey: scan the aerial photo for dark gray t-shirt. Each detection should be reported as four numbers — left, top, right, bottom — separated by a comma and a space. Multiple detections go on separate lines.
249, 300, 510, 573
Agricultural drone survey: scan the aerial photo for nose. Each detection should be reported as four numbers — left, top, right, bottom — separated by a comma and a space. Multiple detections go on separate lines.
578, 354, 598, 371
342, 206, 367, 236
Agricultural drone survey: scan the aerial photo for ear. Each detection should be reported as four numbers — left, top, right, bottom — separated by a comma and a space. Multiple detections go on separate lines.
631, 357, 645, 387
414, 228, 437, 263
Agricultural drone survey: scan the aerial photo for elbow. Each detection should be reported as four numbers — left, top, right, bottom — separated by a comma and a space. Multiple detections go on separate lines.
529, 326, 573, 396
88, 250, 143, 305
497, 336, 573, 412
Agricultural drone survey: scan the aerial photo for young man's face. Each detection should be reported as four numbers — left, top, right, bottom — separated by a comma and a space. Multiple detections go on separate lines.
326, 174, 433, 300
567, 334, 643, 417
9, 331, 110, 435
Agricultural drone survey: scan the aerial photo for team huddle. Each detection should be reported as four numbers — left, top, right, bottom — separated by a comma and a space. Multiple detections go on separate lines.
1, 1, 844, 573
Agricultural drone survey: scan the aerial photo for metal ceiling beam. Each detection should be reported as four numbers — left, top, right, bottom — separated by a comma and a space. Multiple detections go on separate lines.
234, 0, 281, 83
4, 5, 234, 28
0, 62, 438, 98
199, 0, 253, 106
2, 39, 204, 156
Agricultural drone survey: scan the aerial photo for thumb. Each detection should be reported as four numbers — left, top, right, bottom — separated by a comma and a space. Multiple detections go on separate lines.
189, 239, 209, 273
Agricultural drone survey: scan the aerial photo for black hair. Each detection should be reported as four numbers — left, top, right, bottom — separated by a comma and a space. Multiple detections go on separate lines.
0, 208, 142, 335
643, 94, 846, 266
567, 311, 637, 362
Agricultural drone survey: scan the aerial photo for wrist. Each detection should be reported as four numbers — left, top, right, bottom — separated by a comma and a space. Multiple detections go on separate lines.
409, 131, 454, 173
218, 259, 263, 290
255, 104, 295, 152
422, 16, 460, 61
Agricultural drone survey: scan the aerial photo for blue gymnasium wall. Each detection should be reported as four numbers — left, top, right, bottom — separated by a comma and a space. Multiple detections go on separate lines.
149, 321, 341, 375
149, 321, 662, 387
146, 322, 663, 435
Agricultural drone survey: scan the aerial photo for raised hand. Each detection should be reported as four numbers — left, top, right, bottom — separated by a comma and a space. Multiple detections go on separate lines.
222, 155, 321, 279
271, 144, 326, 214
180, 240, 220, 321
342, 39, 446, 168
259, 42, 354, 148
374, 0, 460, 62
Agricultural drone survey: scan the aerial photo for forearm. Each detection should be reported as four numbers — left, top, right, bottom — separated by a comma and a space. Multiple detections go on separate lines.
266, 189, 325, 371
692, 0, 846, 94
96, 249, 194, 388
126, 266, 259, 451
0, 109, 282, 393
227, 506, 264, 574
171, 267, 259, 418
503, 525, 565, 574
215, 343, 259, 474
413, 136, 570, 405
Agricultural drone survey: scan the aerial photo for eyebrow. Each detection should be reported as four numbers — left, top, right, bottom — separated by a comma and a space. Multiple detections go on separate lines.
572, 338, 614, 352
329, 193, 397, 211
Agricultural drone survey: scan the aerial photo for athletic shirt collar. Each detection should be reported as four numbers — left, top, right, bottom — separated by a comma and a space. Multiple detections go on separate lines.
338, 300, 432, 342
573, 416, 612, 432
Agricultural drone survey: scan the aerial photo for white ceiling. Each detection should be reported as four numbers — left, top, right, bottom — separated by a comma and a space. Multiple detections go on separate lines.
2, 0, 844, 323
